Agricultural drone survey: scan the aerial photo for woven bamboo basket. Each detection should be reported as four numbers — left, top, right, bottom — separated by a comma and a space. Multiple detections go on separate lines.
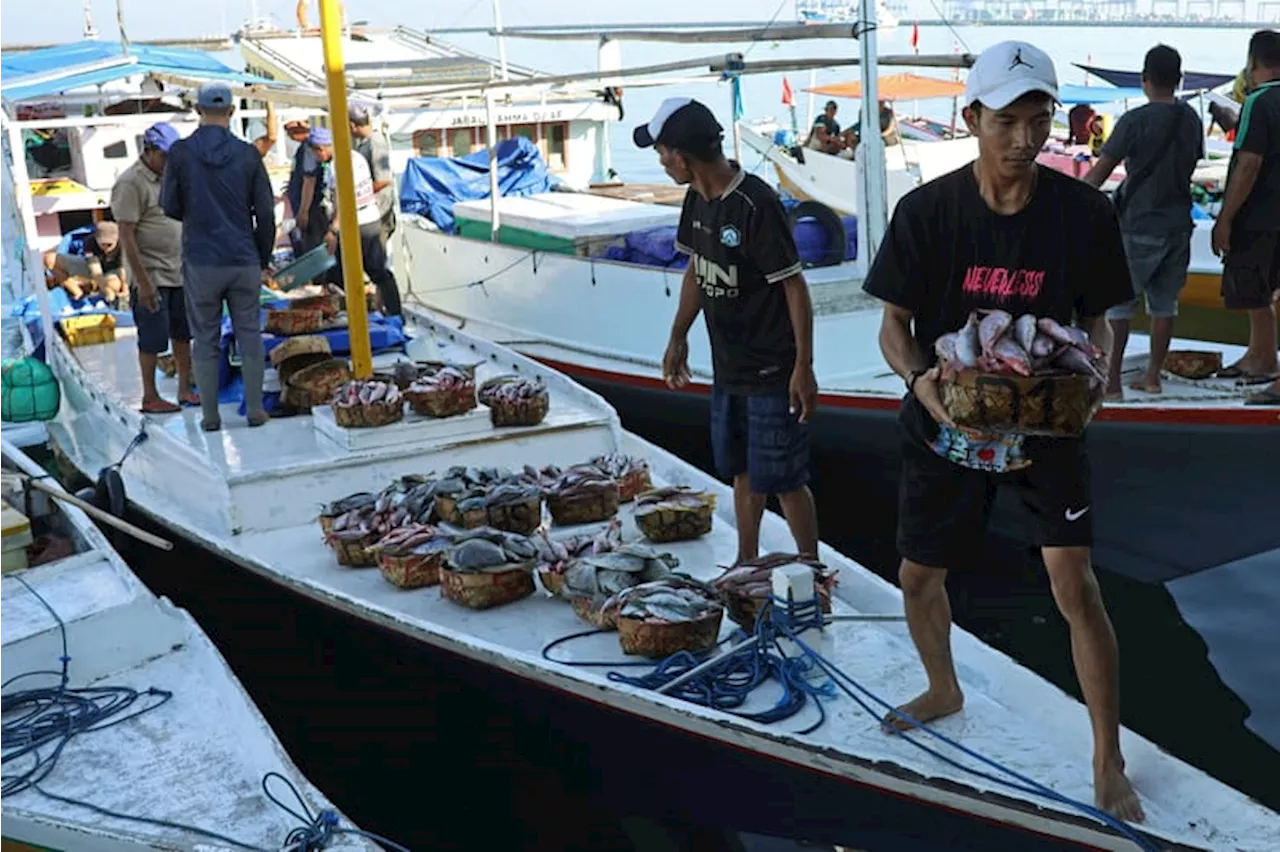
270, 335, 331, 368
617, 609, 723, 658
326, 531, 379, 567
405, 386, 477, 418
434, 495, 488, 529
538, 568, 566, 597
286, 359, 352, 409
486, 495, 543, 535
725, 588, 832, 631
377, 549, 444, 589
571, 595, 617, 630
617, 468, 653, 503
440, 563, 535, 610
940, 368, 1103, 438
318, 514, 335, 536
1164, 350, 1223, 380
487, 393, 549, 428
289, 293, 342, 317
332, 399, 404, 429
635, 502, 715, 544
264, 308, 326, 336
547, 486, 619, 526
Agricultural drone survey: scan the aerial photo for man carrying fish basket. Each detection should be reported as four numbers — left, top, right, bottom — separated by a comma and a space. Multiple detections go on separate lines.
635, 98, 820, 564
862, 42, 1144, 822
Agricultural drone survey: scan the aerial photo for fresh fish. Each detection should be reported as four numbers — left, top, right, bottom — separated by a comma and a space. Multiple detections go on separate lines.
447, 538, 508, 571
955, 313, 981, 368
1063, 326, 1104, 358
1030, 333, 1057, 358
1053, 345, 1105, 381
978, 310, 1014, 355
1036, 317, 1079, 349
1014, 314, 1037, 353
934, 332, 959, 366
991, 337, 1033, 376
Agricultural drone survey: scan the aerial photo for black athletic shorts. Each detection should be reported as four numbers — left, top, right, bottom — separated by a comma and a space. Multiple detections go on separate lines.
1222, 228, 1280, 311
896, 435, 1093, 570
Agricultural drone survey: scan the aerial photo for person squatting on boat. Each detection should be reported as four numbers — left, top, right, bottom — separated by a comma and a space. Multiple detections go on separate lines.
1082, 44, 1203, 399
862, 41, 1144, 823
42, 220, 125, 308
636, 98, 820, 563
111, 122, 199, 414
1212, 28, 1280, 388
161, 81, 277, 431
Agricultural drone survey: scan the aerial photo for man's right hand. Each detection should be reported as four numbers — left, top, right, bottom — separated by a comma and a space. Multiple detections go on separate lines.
135, 281, 160, 313
663, 337, 692, 389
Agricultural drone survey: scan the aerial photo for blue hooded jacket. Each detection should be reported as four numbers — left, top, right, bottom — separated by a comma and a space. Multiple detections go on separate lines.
161, 125, 275, 268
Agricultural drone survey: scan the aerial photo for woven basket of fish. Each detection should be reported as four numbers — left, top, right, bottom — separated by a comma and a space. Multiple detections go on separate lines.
633, 487, 717, 543
265, 307, 327, 336
545, 465, 620, 526
478, 375, 550, 428
317, 492, 377, 537
331, 380, 404, 428
562, 538, 679, 630
484, 481, 544, 535
934, 311, 1105, 438
589, 453, 652, 503
368, 474, 441, 532
432, 466, 520, 528
713, 553, 837, 630
439, 527, 540, 610
286, 358, 352, 409
373, 525, 450, 589
1163, 350, 1223, 380
288, 293, 342, 318
404, 367, 477, 418
605, 577, 725, 658
372, 360, 425, 391
323, 503, 381, 567
533, 520, 622, 598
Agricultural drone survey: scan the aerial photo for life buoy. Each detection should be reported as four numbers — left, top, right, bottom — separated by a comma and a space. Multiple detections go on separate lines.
787, 201, 847, 269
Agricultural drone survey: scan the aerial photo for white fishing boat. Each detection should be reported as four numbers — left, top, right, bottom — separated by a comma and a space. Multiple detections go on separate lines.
1, 439, 380, 852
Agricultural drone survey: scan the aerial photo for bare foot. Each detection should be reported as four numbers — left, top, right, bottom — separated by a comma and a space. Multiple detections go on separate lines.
1095, 762, 1145, 823
1127, 377, 1162, 394
881, 687, 964, 733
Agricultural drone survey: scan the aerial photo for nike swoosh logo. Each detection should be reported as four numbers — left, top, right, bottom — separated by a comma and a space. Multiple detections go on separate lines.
1065, 506, 1090, 522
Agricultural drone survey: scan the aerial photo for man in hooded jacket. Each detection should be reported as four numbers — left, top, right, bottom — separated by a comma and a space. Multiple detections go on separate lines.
162, 81, 276, 431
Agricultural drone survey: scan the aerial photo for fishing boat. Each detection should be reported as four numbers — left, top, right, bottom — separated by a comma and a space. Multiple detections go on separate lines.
1, 438, 380, 852
5, 18, 1279, 852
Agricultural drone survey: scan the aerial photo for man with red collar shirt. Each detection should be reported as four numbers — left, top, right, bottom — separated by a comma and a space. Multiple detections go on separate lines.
636, 98, 820, 564
863, 41, 1143, 822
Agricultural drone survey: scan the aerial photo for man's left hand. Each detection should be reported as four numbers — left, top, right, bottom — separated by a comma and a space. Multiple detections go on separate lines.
1211, 218, 1231, 258
789, 363, 818, 424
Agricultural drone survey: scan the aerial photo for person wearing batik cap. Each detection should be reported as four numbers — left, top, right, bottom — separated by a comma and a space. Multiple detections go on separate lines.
636, 97, 820, 566
161, 81, 275, 431
862, 40, 1143, 823
286, 126, 335, 257
111, 121, 197, 414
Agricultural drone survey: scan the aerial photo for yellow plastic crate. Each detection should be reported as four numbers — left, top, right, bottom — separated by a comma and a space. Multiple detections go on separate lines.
61, 313, 116, 347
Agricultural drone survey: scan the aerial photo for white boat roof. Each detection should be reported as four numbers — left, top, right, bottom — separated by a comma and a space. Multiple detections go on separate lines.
452, 192, 682, 241
40, 310, 1280, 852
0, 440, 374, 852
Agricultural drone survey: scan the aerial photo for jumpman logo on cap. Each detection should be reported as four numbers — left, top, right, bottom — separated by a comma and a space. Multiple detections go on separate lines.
1008, 48, 1034, 71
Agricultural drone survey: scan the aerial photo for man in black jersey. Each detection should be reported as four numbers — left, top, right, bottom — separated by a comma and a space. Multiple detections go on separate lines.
635, 97, 819, 563
862, 42, 1144, 822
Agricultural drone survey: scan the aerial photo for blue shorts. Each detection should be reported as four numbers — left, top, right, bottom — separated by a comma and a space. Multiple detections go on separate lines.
1107, 230, 1191, 320
132, 285, 191, 355
710, 387, 810, 494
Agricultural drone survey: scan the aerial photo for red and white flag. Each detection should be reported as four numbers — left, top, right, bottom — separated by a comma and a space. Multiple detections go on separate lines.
911, 21, 920, 54
782, 77, 795, 108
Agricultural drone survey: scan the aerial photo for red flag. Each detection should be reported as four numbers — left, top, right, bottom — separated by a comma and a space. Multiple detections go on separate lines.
781, 77, 795, 108
911, 21, 919, 54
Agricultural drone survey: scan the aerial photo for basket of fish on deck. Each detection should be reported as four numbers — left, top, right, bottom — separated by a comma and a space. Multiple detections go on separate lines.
432, 466, 544, 533
590, 453, 652, 503
713, 553, 837, 630
544, 465, 620, 526
320, 477, 437, 565
373, 523, 450, 589
264, 307, 327, 336
439, 528, 539, 610
286, 359, 352, 410
634, 487, 716, 543
331, 380, 404, 428
479, 375, 551, 427
935, 311, 1106, 438
603, 577, 726, 658
404, 367, 477, 418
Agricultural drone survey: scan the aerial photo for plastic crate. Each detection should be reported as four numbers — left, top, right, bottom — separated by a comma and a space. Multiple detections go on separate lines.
272, 245, 337, 291
60, 314, 116, 347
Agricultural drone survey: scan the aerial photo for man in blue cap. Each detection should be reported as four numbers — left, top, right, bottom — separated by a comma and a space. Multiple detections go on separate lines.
162, 81, 276, 431
286, 126, 335, 258
112, 121, 197, 414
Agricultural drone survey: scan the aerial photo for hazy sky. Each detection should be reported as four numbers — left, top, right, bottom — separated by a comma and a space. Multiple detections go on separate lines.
2, 0, 813, 45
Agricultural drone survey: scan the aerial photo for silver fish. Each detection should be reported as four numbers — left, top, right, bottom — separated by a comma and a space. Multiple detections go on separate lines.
955, 313, 981, 368
979, 310, 1014, 355
934, 332, 959, 366
992, 337, 1033, 376
1036, 317, 1078, 348
1030, 333, 1057, 358
1014, 314, 1037, 353
1053, 346, 1104, 381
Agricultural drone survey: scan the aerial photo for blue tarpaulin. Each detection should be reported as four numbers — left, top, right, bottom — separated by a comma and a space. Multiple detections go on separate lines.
398, 136, 557, 234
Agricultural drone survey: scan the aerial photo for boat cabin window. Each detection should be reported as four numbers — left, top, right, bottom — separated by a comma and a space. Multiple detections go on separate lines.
544, 122, 567, 171
412, 129, 442, 158
23, 129, 72, 178
103, 140, 129, 160
448, 128, 473, 158
510, 124, 537, 144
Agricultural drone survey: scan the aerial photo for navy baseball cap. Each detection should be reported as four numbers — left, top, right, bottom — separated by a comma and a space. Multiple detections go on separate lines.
633, 98, 723, 149
142, 122, 180, 152
196, 81, 233, 109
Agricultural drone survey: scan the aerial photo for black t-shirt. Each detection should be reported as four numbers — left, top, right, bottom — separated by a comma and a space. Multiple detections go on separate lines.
1231, 80, 1280, 231
676, 167, 804, 394
862, 163, 1133, 456
813, 114, 840, 136
82, 236, 123, 274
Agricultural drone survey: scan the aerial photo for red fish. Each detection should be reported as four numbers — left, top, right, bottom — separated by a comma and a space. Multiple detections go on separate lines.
934, 332, 959, 367
992, 337, 1033, 376
979, 310, 1014, 356
1053, 345, 1104, 381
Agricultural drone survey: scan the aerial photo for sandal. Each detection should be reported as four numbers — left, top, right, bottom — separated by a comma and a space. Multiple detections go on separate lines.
140, 398, 181, 414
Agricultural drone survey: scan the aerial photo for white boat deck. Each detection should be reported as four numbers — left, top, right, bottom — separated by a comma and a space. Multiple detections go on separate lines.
41, 314, 1280, 851
1, 443, 372, 852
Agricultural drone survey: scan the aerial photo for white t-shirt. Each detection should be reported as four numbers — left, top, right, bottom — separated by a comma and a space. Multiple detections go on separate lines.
348, 151, 381, 227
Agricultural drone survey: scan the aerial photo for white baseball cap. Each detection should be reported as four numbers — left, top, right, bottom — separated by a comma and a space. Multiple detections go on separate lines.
964, 41, 1059, 110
